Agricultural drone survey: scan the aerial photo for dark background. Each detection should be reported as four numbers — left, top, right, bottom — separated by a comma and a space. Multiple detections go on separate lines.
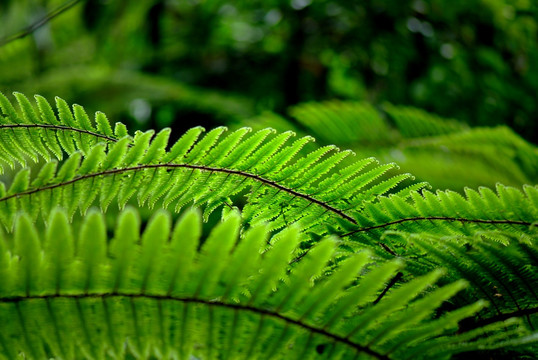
1, 0, 536, 142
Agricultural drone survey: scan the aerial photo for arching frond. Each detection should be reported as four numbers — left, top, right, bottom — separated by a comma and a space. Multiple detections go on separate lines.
1, 96, 537, 269
0, 94, 420, 228
341, 185, 538, 254
0, 207, 531, 360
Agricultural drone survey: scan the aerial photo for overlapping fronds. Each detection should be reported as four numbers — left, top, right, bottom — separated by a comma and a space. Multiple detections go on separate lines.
330, 186, 538, 330
1, 93, 538, 359
1, 94, 537, 251
0, 92, 420, 229
0, 207, 531, 360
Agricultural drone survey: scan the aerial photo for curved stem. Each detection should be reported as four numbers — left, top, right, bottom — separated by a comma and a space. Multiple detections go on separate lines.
341, 217, 533, 237
0, 123, 118, 143
0, 163, 358, 224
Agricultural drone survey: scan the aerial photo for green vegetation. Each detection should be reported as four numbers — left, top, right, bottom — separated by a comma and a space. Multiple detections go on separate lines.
0, 1, 537, 359
0, 93, 537, 359
2, 0, 538, 140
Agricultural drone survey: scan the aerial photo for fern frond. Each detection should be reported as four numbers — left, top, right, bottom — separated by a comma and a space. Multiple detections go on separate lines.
403, 232, 538, 328
1, 98, 537, 270
343, 185, 538, 253
0, 96, 418, 229
0, 92, 127, 170
0, 207, 531, 359
383, 103, 468, 138
289, 100, 391, 145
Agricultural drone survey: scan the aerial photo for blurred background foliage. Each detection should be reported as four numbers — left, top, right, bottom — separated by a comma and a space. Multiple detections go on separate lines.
0, 0, 537, 192
244, 100, 538, 191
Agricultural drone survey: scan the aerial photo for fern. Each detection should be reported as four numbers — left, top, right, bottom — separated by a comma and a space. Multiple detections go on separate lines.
6, 94, 534, 244
0, 92, 121, 168
335, 186, 538, 328
1, 92, 538, 358
382, 103, 469, 138
0, 207, 529, 359
403, 232, 538, 328
0, 92, 421, 230
341, 185, 537, 246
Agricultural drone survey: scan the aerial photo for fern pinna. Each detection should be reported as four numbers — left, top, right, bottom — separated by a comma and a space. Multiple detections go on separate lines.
0, 92, 537, 359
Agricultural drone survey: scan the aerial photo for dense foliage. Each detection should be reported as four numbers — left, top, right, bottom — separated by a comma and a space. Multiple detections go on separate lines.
1, 0, 538, 141
0, 93, 536, 359
1, 1, 538, 359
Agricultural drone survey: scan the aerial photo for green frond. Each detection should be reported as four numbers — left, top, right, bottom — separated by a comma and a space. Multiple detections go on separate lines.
289, 100, 390, 145
344, 186, 538, 252
0, 207, 531, 360
0, 92, 127, 169
1, 97, 535, 262
407, 232, 538, 328
2, 132, 535, 278
383, 103, 468, 138
0, 97, 419, 230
